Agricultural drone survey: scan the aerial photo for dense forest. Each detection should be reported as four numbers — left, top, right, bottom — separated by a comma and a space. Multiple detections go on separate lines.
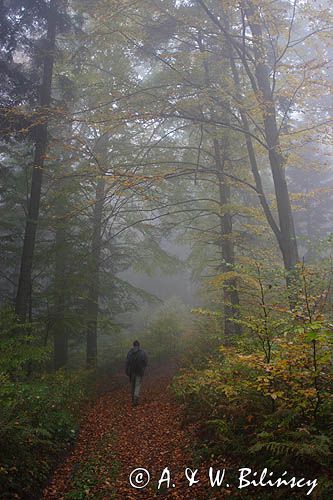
0, 0, 332, 498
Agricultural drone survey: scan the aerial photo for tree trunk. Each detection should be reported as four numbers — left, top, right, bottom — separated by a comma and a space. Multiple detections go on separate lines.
243, 0, 299, 272
53, 175, 68, 370
15, 0, 57, 320
86, 177, 105, 368
213, 138, 241, 340
197, 34, 241, 339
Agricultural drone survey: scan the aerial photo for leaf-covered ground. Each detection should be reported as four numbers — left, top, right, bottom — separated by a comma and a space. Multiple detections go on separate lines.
41, 364, 230, 499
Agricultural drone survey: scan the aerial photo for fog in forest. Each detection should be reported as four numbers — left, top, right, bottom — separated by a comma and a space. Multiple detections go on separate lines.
0, 0, 332, 498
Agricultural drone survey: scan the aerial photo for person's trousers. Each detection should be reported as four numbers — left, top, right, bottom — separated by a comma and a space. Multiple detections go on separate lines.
131, 375, 142, 402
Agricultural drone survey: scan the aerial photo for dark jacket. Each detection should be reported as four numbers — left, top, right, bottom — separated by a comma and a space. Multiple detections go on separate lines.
125, 346, 148, 378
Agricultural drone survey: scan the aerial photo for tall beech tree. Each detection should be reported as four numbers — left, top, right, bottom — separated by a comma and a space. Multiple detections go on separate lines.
194, 0, 331, 280
196, 0, 299, 276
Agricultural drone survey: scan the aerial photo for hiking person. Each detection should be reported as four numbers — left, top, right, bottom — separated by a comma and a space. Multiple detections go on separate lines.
125, 340, 148, 406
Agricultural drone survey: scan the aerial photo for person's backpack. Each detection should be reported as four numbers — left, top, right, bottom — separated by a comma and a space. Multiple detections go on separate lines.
129, 349, 146, 376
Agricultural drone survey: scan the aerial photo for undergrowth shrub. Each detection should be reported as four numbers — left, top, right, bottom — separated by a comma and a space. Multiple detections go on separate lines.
0, 308, 96, 498
174, 341, 333, 496
0, 369, 94, 498
173, 287, 333, 498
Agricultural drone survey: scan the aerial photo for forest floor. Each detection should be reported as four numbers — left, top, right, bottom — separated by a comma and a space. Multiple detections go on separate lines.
40, 362, 233, 500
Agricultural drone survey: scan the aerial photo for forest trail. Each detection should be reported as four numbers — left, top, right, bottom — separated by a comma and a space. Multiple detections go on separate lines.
41, 364, 229, 499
